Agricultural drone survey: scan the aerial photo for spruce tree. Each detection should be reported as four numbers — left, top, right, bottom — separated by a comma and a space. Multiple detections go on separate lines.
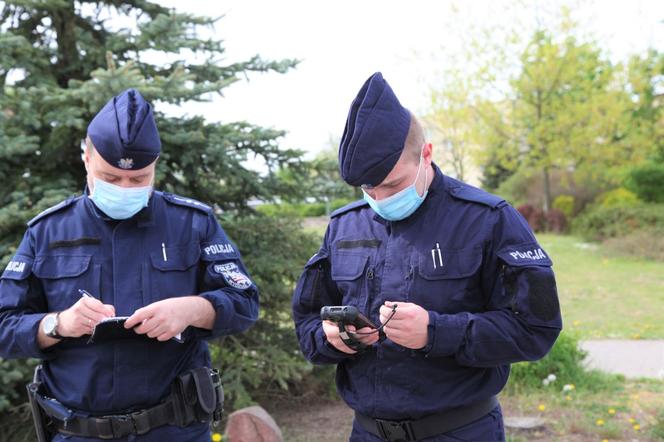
0, 1, 316, 432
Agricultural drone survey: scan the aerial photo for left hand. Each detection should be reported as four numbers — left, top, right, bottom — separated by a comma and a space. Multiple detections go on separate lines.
125, 297, 212, 341
379, 301, 430, 350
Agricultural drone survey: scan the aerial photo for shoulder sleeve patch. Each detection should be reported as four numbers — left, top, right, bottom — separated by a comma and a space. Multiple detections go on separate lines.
162, 192, 212, 213
448, 181, 506, 209
1, 255, 33, 280
28, 196, 79, 227
330, 200, 368, 218
201, 240, 239, 261
497, 242, 553, 267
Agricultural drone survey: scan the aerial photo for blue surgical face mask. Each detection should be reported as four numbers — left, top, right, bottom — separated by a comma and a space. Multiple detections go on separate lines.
362, 152, 429, 221
89, 177, 152, 220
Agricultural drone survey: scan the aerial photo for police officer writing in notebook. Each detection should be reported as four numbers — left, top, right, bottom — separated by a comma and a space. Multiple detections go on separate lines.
0, 89, 258, 441
292, 73, 562, 441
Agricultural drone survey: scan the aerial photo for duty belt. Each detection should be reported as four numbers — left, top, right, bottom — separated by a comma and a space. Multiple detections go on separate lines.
44, 367, 223, 439
355, 396, 499, 442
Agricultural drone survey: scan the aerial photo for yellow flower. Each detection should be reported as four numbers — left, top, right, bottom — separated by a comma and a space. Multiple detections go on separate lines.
537, 404, 546, 411
602, 439, 608, 442
596, 419, 605, 426
633, 424, 641, 431
608, 408, 616, 415
211, 433, 223, 442
565, 395, 572, 401
628, 417, 636, 424
573, 320, 581, 327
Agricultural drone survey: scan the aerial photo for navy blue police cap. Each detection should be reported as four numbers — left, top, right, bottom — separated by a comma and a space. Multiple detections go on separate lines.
338, 72, 411, 187
87, 88, 161, 170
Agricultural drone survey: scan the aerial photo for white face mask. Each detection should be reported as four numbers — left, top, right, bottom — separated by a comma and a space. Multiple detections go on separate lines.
89, 177, 151, 219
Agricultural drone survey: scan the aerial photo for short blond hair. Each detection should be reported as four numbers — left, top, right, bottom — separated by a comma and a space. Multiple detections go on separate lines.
402, 112, 425, 163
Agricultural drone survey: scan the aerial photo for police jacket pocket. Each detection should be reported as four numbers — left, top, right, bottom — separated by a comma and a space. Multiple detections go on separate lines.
33, 255, 91, 279
417, 247, 482, 280
331, 254, 368, 281
33, 255, 96, 310
412, 247, 483, 312
147, 243, 200, 302
150, 244, 200, 272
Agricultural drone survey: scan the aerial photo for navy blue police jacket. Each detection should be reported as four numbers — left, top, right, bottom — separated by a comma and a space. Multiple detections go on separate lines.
292, 165, 562, 420
0, 191, 258, 414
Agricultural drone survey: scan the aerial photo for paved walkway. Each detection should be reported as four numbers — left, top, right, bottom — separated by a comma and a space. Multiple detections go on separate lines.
580, 340, 664, 379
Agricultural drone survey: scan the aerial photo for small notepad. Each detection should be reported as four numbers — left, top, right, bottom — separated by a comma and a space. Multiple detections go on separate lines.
88, 316, 182, 344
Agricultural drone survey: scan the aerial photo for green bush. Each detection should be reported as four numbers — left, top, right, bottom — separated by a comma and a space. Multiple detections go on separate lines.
572, 203, 664, 241
553, 194, 575, 218
625, 162, 664, 203
603, 228, 664, 261
506, 332, 622, 394
595, 188, 641, 208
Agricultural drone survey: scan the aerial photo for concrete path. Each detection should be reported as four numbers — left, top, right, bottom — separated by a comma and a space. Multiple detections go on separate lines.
580, 340, 664, 379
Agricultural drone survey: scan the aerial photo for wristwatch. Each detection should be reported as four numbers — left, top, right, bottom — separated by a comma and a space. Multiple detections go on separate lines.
43, 312, 63, 339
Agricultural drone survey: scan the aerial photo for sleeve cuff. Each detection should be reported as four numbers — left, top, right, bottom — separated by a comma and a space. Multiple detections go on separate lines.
421, 311, 471, 358
315, 326, 354, 361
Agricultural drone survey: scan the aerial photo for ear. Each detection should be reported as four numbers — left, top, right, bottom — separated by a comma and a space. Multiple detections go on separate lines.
423, 143, 433, 165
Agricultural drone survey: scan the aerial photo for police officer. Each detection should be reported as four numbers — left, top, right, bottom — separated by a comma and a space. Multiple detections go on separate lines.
0, 89, 259, 441
292, 72, 562, 441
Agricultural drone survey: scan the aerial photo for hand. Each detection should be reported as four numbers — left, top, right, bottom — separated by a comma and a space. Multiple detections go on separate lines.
59, 297, 115, 338
379, 301, 430, 350
322, 320, 380, 354
125, 296, 214, 342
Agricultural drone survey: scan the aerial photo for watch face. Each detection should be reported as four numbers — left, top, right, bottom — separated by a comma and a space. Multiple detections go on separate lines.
43, 314, 57, 335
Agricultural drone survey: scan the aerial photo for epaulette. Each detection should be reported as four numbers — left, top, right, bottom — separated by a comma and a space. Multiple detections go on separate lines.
330, 199, 368, 218
448, 180, 506, 209
28, 196, 80, 227
162, 192, 212, 213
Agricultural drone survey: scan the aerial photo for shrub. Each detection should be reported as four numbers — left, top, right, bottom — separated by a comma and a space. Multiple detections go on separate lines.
602, 228, 664, 261
517, 204, 545, 232
545, 208, 567, 233
506, 332, 622, 394
552, 195, 575, 218
625, 162, 664, 203
573, 203, 664, 241
595, 188, 641, 208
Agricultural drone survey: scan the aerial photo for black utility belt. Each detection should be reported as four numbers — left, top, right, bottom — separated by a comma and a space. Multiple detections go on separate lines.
50, 367, 224, 440
355, 396, 499, 442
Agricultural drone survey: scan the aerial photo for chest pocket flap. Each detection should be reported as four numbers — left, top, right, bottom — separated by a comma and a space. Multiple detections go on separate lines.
331, 253, 368, 281
418, 246, 482, 280
33, 255, 91, 279
150, 243, 200, 272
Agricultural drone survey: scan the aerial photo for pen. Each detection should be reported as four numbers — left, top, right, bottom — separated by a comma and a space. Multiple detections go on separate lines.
78, 289, 95, 298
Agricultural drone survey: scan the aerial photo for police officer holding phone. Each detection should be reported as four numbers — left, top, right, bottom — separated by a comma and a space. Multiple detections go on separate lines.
292, 72, 562, 441
0, 89, 258, 441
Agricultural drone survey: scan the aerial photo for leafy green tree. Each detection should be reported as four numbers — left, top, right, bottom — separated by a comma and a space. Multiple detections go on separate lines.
0, 0, 317, 432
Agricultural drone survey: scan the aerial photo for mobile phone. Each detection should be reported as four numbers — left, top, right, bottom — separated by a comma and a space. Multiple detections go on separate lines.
320, 305, 377, 329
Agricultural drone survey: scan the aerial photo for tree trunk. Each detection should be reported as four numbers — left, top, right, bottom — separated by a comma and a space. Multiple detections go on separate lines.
542, 166, 552, 213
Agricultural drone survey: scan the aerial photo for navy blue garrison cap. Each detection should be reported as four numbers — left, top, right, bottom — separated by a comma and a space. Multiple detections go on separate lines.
338, 72, 411, 187
87, 88, 161, 170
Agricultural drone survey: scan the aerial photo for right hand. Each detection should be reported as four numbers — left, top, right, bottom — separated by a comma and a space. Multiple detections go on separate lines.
58, 297, 115, 338
322, 320, 379, 354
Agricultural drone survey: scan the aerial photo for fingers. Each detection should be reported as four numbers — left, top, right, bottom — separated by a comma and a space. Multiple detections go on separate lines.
81, 297, 115, 318
322, 321, 357, 354
59, 297, 116, 338
124, 306, 151, 329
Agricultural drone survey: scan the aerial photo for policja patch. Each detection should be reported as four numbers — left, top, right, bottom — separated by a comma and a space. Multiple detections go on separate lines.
214, 263, 252, 289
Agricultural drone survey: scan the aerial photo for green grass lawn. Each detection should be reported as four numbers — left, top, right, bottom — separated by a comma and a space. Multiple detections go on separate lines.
538, 234, 664, 340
